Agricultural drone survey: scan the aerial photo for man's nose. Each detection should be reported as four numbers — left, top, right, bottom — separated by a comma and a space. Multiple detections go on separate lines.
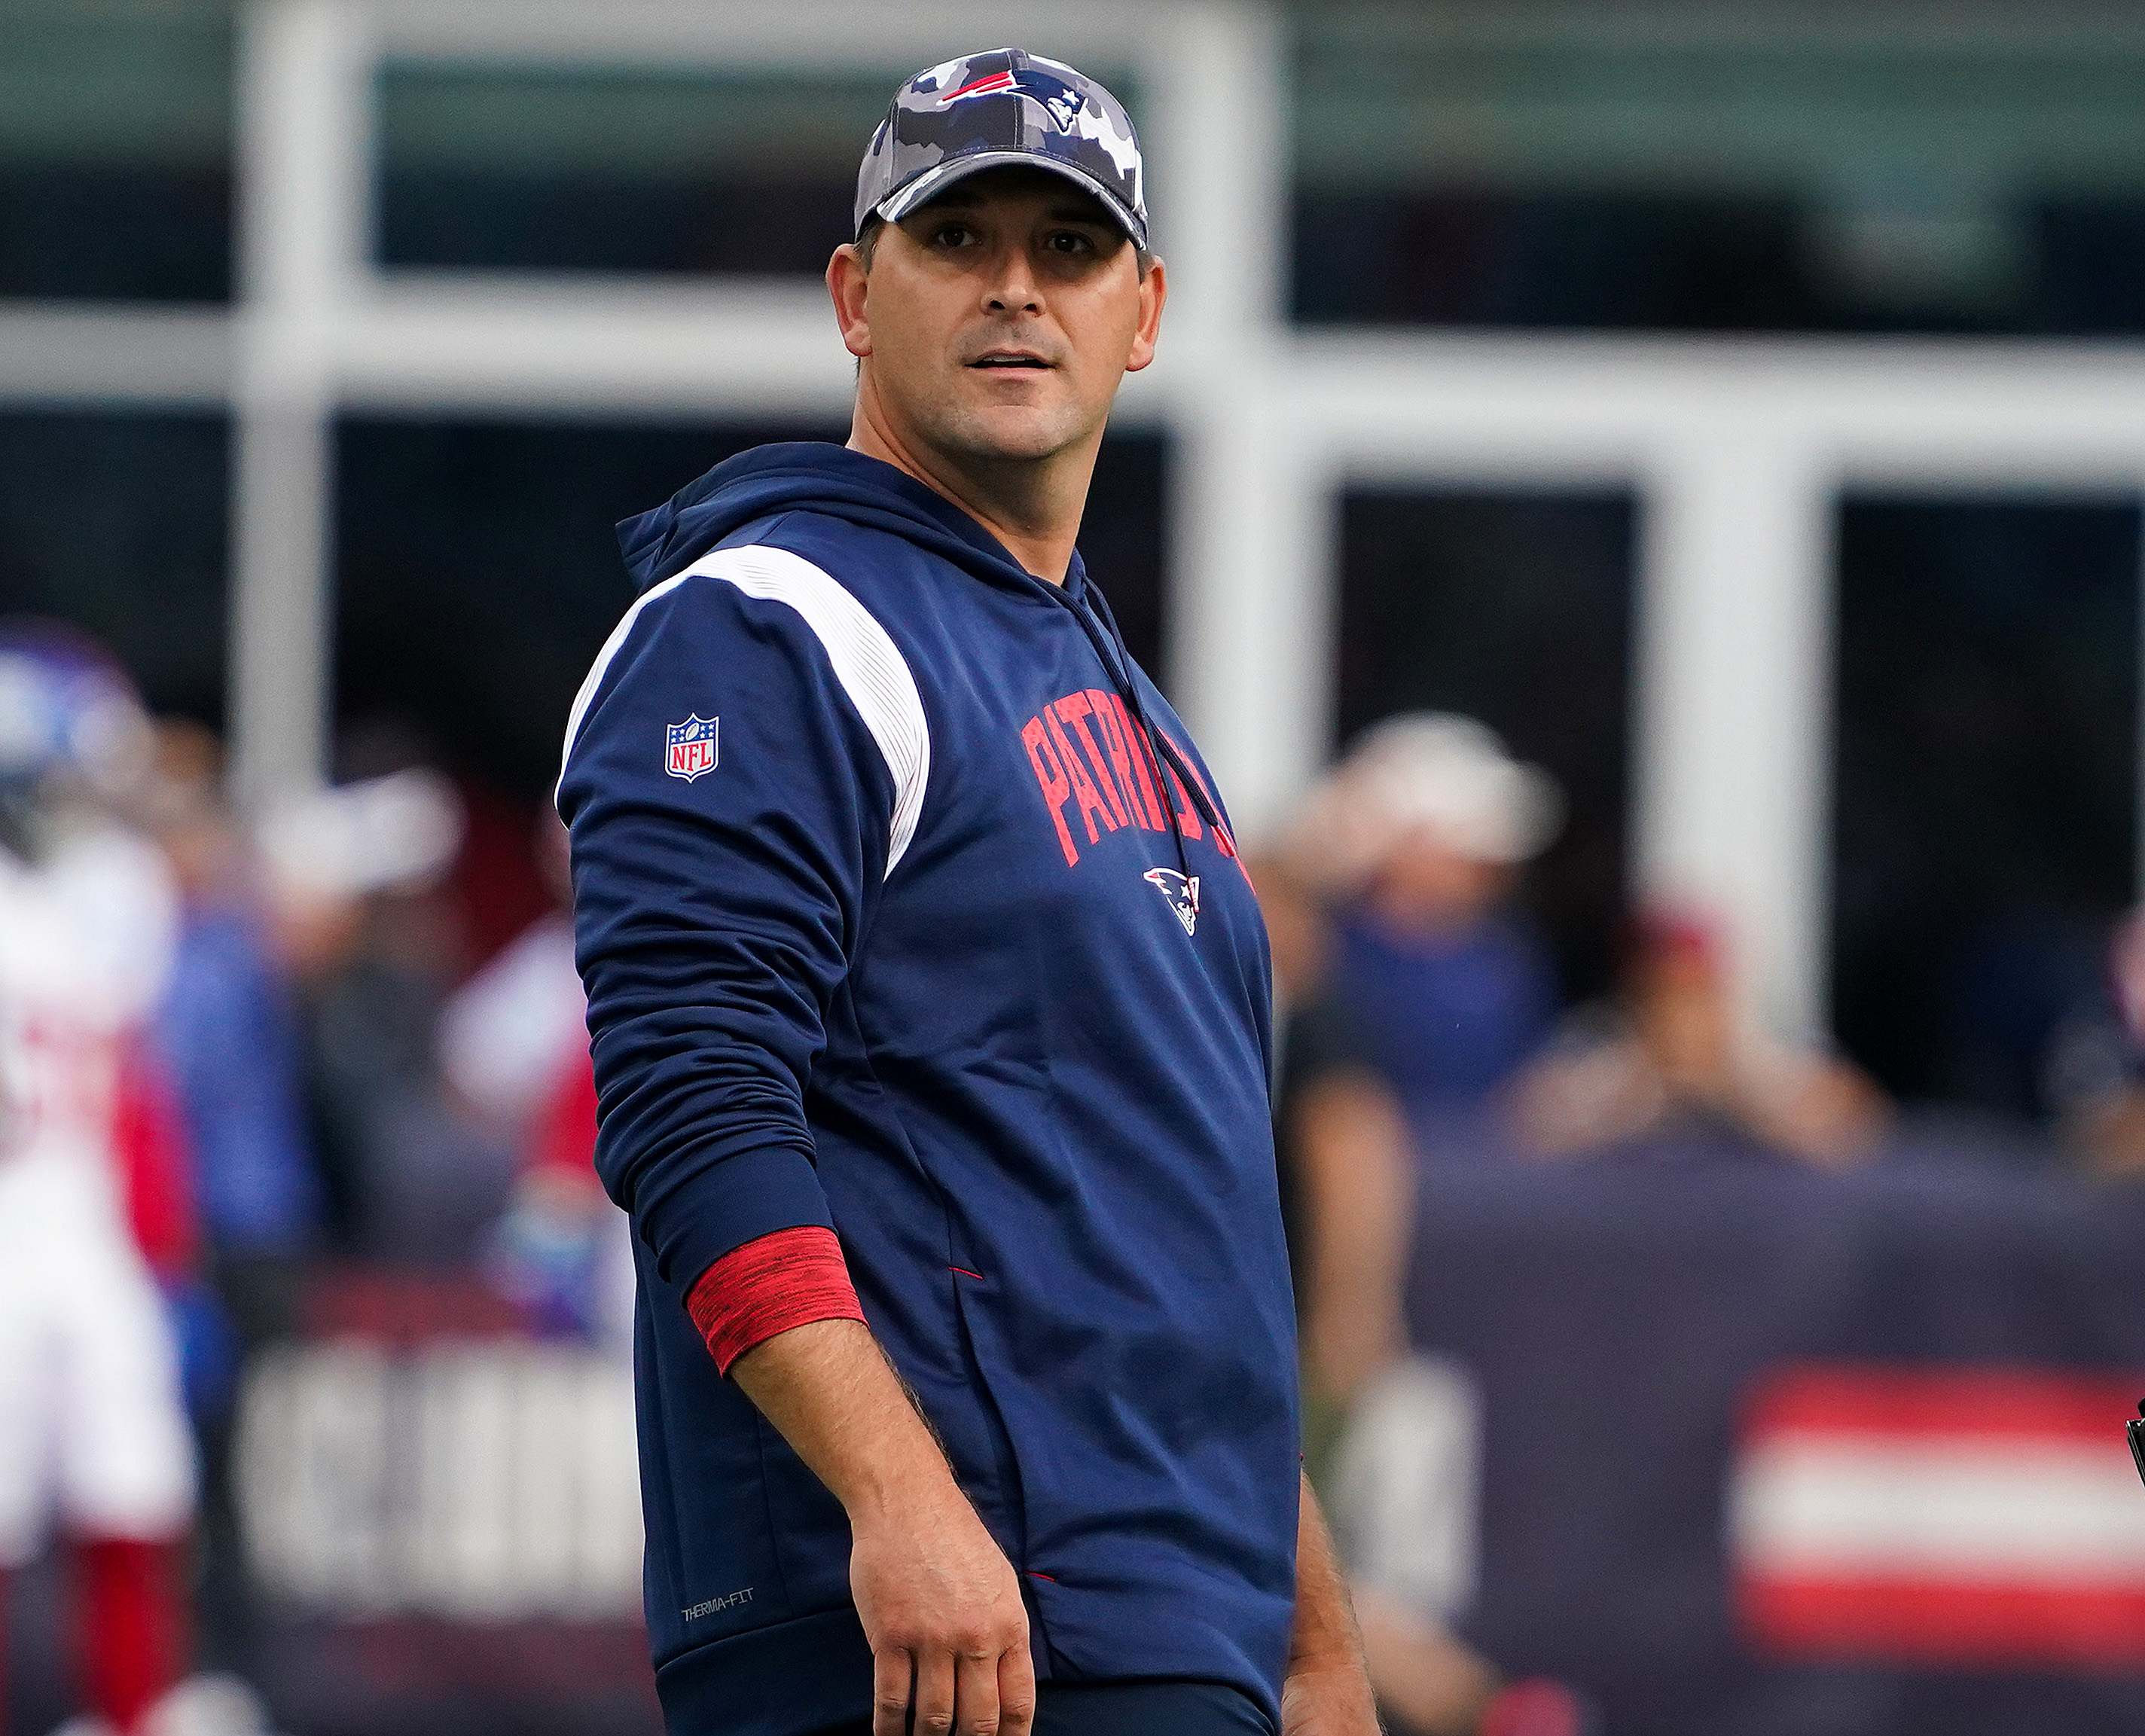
982, 244, 1042, 314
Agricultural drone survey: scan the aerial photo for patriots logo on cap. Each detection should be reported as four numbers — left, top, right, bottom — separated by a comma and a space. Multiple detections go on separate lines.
937, 62, 1087, 133
1144, 868, 1200, 936
664, 715, 719, 782
941, 68, 1018, 102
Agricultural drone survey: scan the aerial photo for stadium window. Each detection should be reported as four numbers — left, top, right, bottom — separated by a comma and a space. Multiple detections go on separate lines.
0, 411, 229, 722
0, 13, 232, 302
1291, 12, 2145, 336
374, 63, 1140, 279
1830, 497, 2141, 1133
1070, 433, 1170, 693
1334, 489, 1634, 1005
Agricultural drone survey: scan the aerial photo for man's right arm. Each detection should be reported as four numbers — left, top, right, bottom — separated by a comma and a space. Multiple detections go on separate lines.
558, 569, 1025, 1735
731, 1317, 1036, 1736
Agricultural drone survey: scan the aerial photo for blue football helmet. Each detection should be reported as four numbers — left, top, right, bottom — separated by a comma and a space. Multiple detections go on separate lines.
0, 621, 151, 795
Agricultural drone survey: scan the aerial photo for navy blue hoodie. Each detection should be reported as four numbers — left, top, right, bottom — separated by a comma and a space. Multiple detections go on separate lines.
557, 444, 1299, 1736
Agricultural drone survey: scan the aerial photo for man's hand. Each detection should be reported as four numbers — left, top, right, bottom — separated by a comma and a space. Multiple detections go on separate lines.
850, 1475, 1035, 1736
731, 1316, 1035, 1736
1286, 1475, 1383, 1736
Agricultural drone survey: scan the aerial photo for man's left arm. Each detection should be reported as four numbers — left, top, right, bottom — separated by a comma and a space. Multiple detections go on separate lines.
1284, 1472, 1384, 1735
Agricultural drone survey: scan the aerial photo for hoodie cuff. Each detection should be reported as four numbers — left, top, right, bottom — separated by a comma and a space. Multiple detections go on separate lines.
685, 1225, 866, 1376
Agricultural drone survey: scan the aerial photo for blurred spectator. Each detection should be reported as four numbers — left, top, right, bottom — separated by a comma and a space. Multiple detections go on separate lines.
144, 723, 319, 1268
441, 813, 630, 1347
1253, 851, 1411, 1420
130, 723, 318, 1693
1286, 715, 1562, 1164
1513, 910, 1888, 1166
1256, 849, 1588, 1736
438, 813, 581, 1142
255, 768, 515, 1263
2049, 908, 2145, 1179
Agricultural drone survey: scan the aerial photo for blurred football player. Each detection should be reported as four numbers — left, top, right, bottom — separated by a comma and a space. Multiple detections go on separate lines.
0, 626, 196, 1734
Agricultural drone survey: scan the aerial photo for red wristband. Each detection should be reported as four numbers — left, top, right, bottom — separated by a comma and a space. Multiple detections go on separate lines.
685, 1225, 865, 1376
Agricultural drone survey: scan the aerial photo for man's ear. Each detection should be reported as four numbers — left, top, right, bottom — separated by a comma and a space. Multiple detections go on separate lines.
828, 243, 873, 360
1125, 255, 1167, 374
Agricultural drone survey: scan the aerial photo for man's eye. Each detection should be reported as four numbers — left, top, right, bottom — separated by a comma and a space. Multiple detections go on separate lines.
932, 224, 975, 249
1045, 231, 1094, 255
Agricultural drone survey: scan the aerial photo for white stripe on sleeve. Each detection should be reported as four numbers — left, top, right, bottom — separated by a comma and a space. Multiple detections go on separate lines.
557, 545, 932, 878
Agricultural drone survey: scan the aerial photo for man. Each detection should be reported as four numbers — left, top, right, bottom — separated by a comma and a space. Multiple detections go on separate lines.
1288, 713, 1561, 1164
560, 50, 1379, 1736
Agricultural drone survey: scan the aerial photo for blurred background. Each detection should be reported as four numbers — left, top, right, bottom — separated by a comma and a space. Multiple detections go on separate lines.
6, 2, 2145, 1733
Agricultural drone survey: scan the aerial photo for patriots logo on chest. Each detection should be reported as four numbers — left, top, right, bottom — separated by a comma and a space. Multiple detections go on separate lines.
1144, 868, 1200, 936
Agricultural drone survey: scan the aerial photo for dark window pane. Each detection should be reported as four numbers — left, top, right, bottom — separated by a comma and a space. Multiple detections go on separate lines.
379, 166, 853, 276
1292, 16, 2145, 335
0, 163, 230, 301
1295, 191, 1811, 330
336, 420, 827, 797
1831, 499, 2139, 1121
334, 423, 1167, 798
1077, 433, 1168, 688
375, 65, 886, 275
1335, 490, 1634, 1001
0, 411, 227, 719
2031, 198, 2145, 335
0, 17, 233, 301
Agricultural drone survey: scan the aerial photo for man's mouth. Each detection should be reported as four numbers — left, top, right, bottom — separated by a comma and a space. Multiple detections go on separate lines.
969, 351, 1054, 371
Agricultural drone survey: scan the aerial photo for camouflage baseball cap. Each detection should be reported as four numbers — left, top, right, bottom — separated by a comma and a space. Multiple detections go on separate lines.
854, 49, 1147, 252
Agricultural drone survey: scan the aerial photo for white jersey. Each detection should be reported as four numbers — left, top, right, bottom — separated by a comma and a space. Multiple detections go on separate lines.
0, 822, 177, 1220
0, 819, 194, 1561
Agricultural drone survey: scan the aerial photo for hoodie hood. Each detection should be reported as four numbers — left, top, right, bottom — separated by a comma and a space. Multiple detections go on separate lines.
618, 441, 1083, 606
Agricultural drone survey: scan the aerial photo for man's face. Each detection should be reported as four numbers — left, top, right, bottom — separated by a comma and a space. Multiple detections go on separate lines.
830, 166, 1164, 466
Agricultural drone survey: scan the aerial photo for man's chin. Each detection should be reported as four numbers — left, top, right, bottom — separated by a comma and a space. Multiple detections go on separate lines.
929, 405, 1094, 466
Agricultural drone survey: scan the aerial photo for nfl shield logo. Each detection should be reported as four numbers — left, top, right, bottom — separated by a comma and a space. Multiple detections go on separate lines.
664, 715, 719, 782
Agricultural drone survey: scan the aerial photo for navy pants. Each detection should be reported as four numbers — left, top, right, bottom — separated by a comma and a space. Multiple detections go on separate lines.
806, 1678, 1274, 1736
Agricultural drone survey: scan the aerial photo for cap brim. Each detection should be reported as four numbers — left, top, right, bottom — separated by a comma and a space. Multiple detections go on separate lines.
873, 149, 1147, 250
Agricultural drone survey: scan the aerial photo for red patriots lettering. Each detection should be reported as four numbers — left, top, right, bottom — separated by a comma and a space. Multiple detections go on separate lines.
1103, 693, 1167, 830
1021, 716, 1080, 866
1018, 688, 1240, 874
1087, 690, 1158, 831
1042, 706, 1117, 844
1054, 693, 1130, 829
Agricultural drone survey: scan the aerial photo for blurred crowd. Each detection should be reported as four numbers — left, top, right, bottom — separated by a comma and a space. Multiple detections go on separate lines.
10, 616, 2145, 1736
1251, 710, 2145, 1736
0, 623, 619, 1736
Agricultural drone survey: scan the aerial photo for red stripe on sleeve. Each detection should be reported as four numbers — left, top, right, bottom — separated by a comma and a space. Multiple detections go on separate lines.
685, 1225, 866, 1376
